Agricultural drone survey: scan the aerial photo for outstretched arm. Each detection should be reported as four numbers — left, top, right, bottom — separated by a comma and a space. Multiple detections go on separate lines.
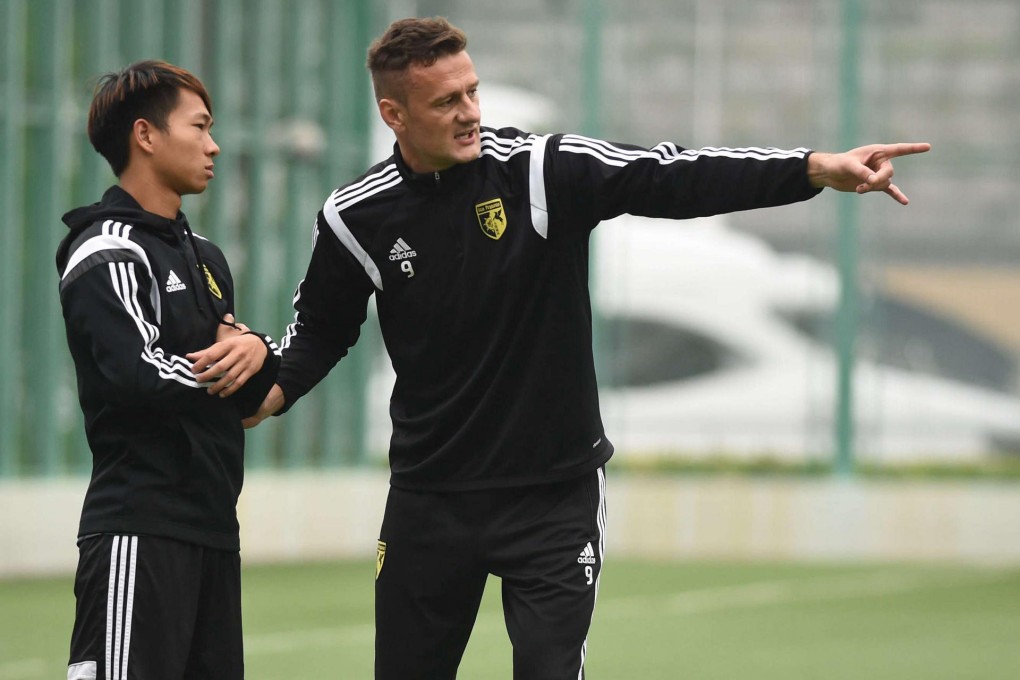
807, 142, 931, 205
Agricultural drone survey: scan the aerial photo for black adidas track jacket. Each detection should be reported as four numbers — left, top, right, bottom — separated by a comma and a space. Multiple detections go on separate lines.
278, 128, 821, 491
57, 186, 280, 550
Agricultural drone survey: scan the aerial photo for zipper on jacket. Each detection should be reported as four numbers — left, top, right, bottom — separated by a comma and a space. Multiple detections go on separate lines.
177, 223, 214, 316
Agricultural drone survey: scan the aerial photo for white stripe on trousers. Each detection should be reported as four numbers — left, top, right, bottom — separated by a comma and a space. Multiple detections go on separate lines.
578, 467, 607, 679
105, 536, 138, 680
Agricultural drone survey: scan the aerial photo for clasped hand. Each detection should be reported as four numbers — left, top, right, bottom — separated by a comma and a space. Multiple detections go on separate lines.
187, 314, 268, 398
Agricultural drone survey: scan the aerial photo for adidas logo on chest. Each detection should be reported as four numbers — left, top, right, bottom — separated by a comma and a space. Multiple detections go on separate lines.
388, 238, 417, 261
165, 270, 187, 293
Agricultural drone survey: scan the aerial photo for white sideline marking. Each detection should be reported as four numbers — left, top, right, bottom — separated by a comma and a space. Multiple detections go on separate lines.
601, 570, 957, 620
242, 568, 1007, 656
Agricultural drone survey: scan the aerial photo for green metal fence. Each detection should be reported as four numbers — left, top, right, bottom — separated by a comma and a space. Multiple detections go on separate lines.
1, 0, 377, 475
2, 0, 1019, 478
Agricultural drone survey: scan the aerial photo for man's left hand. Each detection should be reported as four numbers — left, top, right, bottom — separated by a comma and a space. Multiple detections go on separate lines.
187, 314, 268, 397
807, 142, 932, 205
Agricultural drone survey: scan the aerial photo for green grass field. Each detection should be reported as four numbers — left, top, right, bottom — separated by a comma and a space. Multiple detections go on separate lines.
2, 559, 1019, 679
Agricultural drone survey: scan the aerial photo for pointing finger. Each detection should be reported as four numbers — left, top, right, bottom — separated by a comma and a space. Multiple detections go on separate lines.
881, 142, 931, 159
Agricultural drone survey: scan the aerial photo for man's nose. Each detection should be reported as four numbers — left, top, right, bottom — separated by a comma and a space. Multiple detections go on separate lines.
459, 96, 480, 123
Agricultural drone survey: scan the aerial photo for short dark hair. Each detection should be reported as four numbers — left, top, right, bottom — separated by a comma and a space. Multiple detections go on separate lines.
87, 60, 213, 176
366, 17, 468, 103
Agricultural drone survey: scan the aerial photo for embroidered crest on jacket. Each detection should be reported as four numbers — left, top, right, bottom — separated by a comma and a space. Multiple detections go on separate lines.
203, 264, 223, 299
475, 198, 507, 240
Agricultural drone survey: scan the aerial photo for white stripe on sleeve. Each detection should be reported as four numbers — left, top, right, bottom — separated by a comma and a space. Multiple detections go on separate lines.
108, 262, 204, 388
321, 207, 384, 291
559, 135, 809, 168
528, 134, 551, 239
61, 229, 161, 325
331, 165, 403, 214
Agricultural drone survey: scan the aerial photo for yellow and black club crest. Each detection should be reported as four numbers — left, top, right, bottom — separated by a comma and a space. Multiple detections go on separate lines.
202, 264, 223, 300
475, 198, 507, 240
376, 540, 387, 580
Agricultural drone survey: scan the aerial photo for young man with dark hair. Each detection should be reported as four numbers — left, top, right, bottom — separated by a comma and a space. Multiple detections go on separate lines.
248, 16, 930, 679
57, 59, 279, 680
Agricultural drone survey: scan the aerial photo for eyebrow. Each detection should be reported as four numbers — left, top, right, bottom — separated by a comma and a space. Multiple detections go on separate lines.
194, 111, 214, 127
431, 80, 480, 106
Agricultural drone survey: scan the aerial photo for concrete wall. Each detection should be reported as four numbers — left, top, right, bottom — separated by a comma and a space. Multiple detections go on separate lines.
3, 472, 1019, 578
608, 475, 1020, 563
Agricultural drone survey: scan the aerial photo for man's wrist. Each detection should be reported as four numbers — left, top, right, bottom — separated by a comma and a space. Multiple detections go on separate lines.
806, 151, 830, 189
265, 384, 286, 416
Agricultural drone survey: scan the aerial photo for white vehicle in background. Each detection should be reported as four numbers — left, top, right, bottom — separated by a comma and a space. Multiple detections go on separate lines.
366, 213, 1020, 465
593, 214, 1020, 464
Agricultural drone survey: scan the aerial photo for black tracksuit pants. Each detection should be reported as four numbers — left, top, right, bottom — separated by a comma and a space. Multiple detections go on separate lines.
375, 466, 607, 679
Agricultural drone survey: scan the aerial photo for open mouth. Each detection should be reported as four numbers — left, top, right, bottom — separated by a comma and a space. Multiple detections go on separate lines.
455, 128, 476, 142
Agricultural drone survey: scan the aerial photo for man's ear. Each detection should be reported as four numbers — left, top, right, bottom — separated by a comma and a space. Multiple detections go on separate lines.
378, 98, 404, 133
132, 118, 156, 156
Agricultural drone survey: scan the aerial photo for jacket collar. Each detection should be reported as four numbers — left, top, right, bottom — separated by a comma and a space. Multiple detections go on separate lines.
392, 143, 479, 192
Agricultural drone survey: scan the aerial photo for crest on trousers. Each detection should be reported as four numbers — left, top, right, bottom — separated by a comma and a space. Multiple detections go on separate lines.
475, 198, 507, 240
376, 540, 387, 579
202, 264, 223, 300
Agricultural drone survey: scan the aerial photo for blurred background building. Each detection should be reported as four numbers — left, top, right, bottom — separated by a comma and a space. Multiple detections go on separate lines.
2, 0, 1018, 481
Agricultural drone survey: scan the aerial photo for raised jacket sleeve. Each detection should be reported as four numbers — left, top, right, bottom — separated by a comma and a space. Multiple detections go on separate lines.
543, 135, 822, 230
